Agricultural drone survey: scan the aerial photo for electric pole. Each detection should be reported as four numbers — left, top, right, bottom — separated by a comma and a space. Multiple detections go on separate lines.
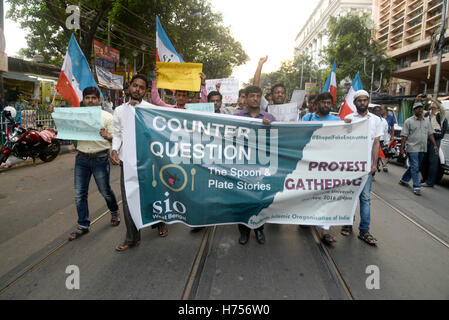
433, 0, 448, 98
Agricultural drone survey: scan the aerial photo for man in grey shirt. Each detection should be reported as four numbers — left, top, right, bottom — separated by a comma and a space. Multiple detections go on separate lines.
399, 103, 439, 195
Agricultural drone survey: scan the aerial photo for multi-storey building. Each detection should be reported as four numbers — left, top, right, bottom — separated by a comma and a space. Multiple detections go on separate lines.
373, 0, 449, 95
295, 0, 373, 65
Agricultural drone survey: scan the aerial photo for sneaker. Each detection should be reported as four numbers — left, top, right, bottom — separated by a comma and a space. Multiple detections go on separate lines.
413, 189, 421, 196
421, 183, 433, 187
383, 168, 388, 173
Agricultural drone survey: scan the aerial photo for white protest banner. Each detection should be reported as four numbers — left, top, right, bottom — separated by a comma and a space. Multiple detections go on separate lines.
121, 105, 370, 229
52, 107, 103, 141
268, 103, 300, 122
290, 90, 306, 107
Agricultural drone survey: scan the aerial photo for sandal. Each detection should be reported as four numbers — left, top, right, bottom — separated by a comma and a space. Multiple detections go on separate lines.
111, 213, 121, 227
358, 231, 377, 246
341, 225, 352, 236
68, 228, 89, 241
322, 233, 336, 245
115, 241, 140, 252
157, 223, 168, 237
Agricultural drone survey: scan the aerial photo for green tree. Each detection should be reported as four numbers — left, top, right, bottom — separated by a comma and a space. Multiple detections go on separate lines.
322, 13, 393, 99
245, 54, 322, 98
7, 0, 248, 79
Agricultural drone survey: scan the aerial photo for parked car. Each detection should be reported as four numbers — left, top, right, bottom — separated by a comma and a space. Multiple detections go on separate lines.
436, 101, 449, 183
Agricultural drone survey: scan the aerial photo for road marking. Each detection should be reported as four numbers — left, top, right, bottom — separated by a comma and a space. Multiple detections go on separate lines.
372, 192, 449, 250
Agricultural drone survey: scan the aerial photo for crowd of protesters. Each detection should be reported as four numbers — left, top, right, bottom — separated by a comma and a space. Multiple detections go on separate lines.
43, 55, 447, 252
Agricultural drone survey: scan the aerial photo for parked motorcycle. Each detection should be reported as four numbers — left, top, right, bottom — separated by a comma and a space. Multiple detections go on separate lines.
387, 137, 407, 166
1, 107, 60, 165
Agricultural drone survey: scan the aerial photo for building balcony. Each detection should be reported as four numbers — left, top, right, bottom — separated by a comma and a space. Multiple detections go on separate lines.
404, 30, 421, 43
391, 1, 405, 13
427, 0, 444, 12
379, 22, 389, 32
379, 34, 389, 42
405, 19, 422, 31
408, 0, 423, 8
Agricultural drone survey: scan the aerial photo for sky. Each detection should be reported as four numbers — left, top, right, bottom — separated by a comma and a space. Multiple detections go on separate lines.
4, 0, 320, 83
210, 0, 319, 83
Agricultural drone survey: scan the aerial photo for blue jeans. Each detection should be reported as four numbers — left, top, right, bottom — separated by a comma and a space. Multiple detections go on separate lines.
359, 174, 373, 232
401, 152, 425, 190
74, 154, 119, 229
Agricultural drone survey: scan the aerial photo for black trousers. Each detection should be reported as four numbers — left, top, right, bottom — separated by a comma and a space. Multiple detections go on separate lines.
238, 224, 264, 235
120, 162, 141, 245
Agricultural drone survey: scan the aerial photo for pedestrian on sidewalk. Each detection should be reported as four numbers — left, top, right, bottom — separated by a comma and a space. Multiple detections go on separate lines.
50, 86, 121, 241
111, 75, 168, 252
419, 95, 447, 187
399, 101, 439, 195
341, 90, 382, 246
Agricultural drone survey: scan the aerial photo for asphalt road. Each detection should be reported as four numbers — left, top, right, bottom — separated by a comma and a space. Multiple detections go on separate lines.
0, 154, 448, 300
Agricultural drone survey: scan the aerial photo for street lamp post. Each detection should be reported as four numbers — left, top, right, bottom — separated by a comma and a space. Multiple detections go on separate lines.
133, 44, 147, 74
123, 57, 128, 84
132, 50, 138, 75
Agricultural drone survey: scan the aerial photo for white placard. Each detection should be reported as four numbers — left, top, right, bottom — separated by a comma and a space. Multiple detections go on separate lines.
268, 102, 300, 122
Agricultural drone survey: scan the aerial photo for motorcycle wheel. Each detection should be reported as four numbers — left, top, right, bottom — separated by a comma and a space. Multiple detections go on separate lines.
0, 152, 10, 165
39, 140, 61, 162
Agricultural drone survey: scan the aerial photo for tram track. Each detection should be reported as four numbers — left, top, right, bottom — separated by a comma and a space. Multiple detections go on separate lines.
1, 189, 448, 299
372, 191, 449, 250
0, 201, 123, 296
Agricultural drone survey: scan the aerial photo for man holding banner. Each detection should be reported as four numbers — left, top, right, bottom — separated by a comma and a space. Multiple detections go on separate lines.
342, 90, 382, 245
111, 75, 169, 251
302, 92, 341, 244
235, 85, 276, 245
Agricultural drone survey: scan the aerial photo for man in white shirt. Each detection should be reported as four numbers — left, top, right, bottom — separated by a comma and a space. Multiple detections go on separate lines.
111, 75, 168, 252
373, 105, 390, 172
341, 90, 382, 245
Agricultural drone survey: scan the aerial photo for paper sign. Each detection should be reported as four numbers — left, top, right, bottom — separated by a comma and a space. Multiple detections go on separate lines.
205, 79, 222, 94
156, 62, 202, 92
52, 107, 103, 141
206, 78, 239, 104
186, 103, 215, 113
290, 90, 306, 107
220, 78, 239, 104
268, 103, 300, 122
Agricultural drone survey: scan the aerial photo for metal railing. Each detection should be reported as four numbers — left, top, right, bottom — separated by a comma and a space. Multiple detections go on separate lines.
1, 104, 56, 146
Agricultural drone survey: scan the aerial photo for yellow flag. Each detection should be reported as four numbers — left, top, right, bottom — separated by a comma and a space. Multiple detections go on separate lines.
156, 62, 203, 92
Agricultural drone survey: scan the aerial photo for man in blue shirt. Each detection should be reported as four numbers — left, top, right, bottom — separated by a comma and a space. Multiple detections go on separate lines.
236, 85, 276, 245
381, 105, 395, 135
302, 92, 340, 244
303, 92, 340, 122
